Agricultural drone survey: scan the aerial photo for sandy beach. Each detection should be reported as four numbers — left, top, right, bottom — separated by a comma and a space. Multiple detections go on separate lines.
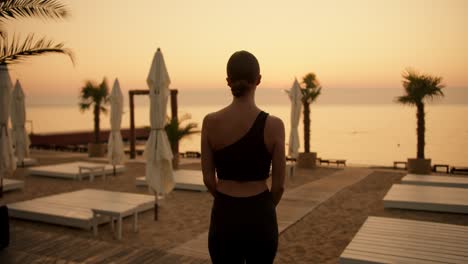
1, 150, 467, 263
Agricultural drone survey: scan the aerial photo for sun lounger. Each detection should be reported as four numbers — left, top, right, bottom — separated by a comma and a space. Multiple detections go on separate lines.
393, 161, 407, 170
16, 158, 38, 167
136, 169, 207, 191
8, 189, 154, 239
318, 158, 346, 166
28, 161, 125, 181
339, 216, 468, 264
183, 151, 201, 158
383, 184, 468, 214
432, 164, 450, 173
3, 179, 24, 192
402, 174, 468, 188
451, 166, 468, 175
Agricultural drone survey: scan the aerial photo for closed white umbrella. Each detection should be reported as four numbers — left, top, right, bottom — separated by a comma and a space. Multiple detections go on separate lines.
107, 78, 125, 174
0, 65, 16, 197
11, 80, 30, 167
143, 48, 175, 219
288, 78, 303, 159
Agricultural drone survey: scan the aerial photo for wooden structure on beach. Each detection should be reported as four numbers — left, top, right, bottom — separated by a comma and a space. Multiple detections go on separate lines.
128, 89, 178, 159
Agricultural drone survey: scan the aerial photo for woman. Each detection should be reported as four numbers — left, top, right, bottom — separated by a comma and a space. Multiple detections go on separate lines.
202, 50, 286, 263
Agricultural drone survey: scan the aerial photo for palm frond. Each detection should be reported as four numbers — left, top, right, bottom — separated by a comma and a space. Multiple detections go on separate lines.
0, 0, 69, 21
79, 102, 91, 112
0, 34, 74, 65
397, 68, 445, 105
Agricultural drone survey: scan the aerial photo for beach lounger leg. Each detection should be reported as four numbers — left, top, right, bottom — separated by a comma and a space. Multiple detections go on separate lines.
117, 216, 122, 240
133, 211, 138, 232
93, 212, 98, 236
110, 216, 115, 231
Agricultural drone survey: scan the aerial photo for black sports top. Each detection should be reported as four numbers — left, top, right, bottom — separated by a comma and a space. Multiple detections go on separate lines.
213, 111, 272, 182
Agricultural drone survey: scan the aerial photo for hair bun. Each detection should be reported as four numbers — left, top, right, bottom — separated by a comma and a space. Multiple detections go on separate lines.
230, 80, 249, 97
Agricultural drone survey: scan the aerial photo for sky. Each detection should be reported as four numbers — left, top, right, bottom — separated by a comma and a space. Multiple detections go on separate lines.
6, 0, 468, 100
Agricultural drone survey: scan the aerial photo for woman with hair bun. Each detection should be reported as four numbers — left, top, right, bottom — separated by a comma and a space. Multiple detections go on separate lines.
202, 50, 286, 263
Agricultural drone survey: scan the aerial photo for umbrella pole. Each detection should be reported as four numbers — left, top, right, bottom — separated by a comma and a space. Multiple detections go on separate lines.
113, 165, 116, 176
154, 194, 158, 221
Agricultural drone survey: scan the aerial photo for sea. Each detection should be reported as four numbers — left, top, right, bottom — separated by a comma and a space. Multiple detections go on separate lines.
26, 88, 468, 167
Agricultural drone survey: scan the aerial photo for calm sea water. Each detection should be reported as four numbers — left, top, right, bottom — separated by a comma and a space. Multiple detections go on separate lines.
25, 102, 468, 167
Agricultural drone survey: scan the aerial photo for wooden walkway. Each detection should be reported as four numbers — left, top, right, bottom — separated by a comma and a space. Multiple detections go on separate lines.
169, 168, 372, 259
0, 226, 209, 264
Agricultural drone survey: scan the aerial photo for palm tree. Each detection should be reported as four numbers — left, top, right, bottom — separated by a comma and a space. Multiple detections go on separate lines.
396, 69, 444, 159
0, 0, 73, 65
165, 114, 200, 166
79, 78, 109, 144
0, 0, 72, 197
301, 73, 322, 153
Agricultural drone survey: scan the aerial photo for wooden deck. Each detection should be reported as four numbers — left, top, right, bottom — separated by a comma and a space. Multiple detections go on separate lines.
0, 225, 209, 264
340, 216, 468, 264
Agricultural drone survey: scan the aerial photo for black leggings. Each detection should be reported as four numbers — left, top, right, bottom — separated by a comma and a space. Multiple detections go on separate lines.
208, 190, 278, 264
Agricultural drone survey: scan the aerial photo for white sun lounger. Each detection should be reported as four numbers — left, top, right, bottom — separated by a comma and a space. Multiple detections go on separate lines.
3, 179, 24, 192
339, 216, 468, 264
16, 157, 38, 167
28, 161, 125, 181
136, 169, 207, 192
8, 189, 154, 239
383, 184, 468, 214
402, 174, 468, 188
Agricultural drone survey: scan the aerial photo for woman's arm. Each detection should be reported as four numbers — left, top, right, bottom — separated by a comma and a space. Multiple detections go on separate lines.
201, 114, 217, 197
268, 116, 286, 206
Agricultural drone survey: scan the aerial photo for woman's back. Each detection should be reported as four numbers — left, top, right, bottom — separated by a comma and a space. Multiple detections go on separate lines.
202, 50, 285, 263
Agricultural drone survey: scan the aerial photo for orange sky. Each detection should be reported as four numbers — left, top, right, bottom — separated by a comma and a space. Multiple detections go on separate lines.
6, 0, 468, 99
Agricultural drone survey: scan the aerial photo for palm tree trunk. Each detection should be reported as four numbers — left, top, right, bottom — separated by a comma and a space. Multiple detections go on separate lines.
303, 101, 310, 153
416, 102, 425, 159
94, 104, 100, 143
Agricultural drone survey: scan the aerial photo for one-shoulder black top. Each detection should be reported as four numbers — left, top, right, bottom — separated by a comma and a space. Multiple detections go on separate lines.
213, 111, 272, 182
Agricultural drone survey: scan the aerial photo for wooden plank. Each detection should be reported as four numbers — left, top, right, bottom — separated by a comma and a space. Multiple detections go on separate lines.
402, 174, 468, 188
357, 229, 468, 248
346, 241, 467, 263
360, 224, 468, 242
366, 216, 468, 233
340, 217, 468, 264
340, 249, 445, 264
353, 233, 468, 255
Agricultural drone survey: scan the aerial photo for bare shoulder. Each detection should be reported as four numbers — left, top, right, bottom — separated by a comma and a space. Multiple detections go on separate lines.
203, 110, 221, 125
265, 114, 285, 132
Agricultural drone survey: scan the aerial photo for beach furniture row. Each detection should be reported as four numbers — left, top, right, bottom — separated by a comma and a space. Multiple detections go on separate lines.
340, 172, 468, 263
5, 160, 208, 241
